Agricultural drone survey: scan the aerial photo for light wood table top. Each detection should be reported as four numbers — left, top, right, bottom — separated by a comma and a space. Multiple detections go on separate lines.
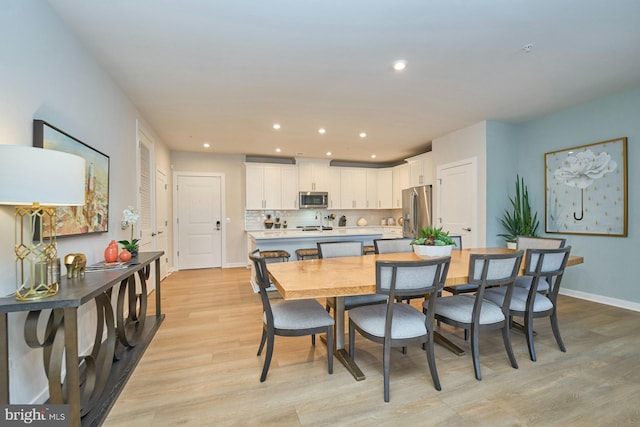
267, 248, 584, 300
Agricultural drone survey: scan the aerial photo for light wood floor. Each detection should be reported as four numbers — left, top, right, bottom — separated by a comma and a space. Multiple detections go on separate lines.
105, 267, 640, 426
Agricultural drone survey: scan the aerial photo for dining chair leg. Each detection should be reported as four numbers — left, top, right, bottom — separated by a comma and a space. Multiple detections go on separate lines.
502, 324, 518, 369
311, 334, 316, 346
550, 310, 566, 353
470, 326, 482, 380
383, 338, 391, 402
260, 331, 275, 382
524, 312, 537, 362
257, 328, 267, 356
425, 333, 441, 391
327, 327, 334, 374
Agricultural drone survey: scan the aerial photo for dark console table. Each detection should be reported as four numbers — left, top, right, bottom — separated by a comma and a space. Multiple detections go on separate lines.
0, 251, 164, 426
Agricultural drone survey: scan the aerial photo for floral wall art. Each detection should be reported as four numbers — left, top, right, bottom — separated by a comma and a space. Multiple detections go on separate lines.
545, 137, 627, 236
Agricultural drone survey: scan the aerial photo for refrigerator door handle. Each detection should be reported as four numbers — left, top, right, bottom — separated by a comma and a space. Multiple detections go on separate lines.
411, 189, 418, 236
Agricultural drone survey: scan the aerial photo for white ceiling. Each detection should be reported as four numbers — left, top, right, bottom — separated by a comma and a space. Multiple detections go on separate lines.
47, 0, 640, 163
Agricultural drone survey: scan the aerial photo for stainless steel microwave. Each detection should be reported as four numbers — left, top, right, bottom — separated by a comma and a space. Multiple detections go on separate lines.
299, 191, 328, 209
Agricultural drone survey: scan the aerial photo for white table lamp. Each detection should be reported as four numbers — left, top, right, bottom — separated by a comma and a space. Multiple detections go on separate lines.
0, 145, 86, 300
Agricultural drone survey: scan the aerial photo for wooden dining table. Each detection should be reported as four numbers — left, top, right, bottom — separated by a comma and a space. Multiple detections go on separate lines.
267, 248, 584, 381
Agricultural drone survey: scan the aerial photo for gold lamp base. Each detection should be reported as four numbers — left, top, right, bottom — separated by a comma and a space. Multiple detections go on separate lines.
15, 204, 60, 301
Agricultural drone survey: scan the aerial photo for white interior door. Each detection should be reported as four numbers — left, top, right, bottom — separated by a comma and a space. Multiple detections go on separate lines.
155, 169, 169, 279
176, 175, 222, 270
138, 130, 154, 254
437, 158, 478, 248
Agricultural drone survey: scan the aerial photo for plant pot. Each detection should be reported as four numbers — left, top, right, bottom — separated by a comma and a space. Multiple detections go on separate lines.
413, 244, 453, 258
506, 242, 517, 250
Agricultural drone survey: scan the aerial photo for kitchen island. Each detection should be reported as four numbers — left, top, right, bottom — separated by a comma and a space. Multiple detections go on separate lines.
247, 227, 387, 291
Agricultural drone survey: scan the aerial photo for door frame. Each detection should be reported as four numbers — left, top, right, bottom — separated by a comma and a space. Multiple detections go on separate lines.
172, 171, 226, 269
436, 157, 479, 248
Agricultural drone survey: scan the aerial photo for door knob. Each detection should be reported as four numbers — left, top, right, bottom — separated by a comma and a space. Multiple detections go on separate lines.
151, 232, 157, 237
462, 227, 471, 231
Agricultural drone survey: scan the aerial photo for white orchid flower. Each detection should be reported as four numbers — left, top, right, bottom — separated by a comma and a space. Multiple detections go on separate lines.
554, 149, 617, 189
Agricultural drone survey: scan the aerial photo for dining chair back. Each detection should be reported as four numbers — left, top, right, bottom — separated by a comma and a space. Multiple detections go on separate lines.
514, 236, 566, 292
516, 236, 566, 250
317, 241, 388, 316
348, 257, 451, 401
484, 246, 571, 361
449, 235, 463, 249
317, 240, 363, 258
373, 237, 413, 254
434, 250, 524, 380
249, 252, 334, 381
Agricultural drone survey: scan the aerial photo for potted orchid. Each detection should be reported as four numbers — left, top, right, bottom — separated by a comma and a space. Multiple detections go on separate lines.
119, 206, 140, 256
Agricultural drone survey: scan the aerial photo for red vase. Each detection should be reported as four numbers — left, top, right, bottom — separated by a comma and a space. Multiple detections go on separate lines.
119, 249, 132, 262
104, 240, 118, 263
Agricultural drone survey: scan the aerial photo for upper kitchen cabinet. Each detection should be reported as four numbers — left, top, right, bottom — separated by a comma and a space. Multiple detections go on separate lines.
298, 159, 330, 191
340, 168, 367, 209
407, 152, 433, 187
392, 163, 409, 208
377, 168, 393, 209
327, 167, 341, 209
245, 163, 298, 210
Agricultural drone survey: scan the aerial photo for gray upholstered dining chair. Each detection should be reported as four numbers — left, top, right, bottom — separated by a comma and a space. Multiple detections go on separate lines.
317, 241, 388, 312
484, 246, 571, 362
442, 235, 480, 296
373, 237, 414, 254
434, 250, 524, 380
515, 236, 566, 293
249, 252, 334, 382
348, 257, 450, 402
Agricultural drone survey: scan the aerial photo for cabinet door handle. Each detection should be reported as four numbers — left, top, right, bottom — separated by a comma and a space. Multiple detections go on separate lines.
462, 227, 471, 232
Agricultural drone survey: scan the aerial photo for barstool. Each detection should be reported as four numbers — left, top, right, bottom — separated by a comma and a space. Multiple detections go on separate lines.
259, 250, 291, 262
295, 248, 319, 260
363, 245, 376, 255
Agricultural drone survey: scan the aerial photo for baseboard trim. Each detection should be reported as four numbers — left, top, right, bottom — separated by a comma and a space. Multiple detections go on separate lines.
224, 262, 248, 268
560, 288, 640, 312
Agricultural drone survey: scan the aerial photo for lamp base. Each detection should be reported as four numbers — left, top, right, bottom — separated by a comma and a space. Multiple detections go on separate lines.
16, 282, 59, 301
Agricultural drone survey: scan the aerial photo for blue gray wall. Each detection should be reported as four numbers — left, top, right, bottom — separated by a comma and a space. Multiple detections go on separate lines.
488, 87, 639, 306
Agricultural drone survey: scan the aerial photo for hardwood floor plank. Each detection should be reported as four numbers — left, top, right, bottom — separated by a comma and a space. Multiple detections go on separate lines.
104, 267, 640, 426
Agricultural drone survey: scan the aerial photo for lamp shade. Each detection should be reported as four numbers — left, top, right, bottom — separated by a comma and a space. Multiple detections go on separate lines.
0, 145, 86, 206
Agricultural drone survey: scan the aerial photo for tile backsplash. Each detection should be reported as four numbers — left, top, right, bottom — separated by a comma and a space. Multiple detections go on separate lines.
245, 209, 402, 230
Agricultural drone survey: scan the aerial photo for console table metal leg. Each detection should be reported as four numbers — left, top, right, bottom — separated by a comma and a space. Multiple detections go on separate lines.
1, 313, 8, 404
155, 259, 161, 316
63, 307, 81, 427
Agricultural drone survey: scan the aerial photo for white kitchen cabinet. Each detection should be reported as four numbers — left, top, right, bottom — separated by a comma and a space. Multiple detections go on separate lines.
327, 167, 341, 209
280, 165, 299, 210
298, 159, 330, 191
392, 163, 409, 208
407, 152, 433, 187
245, 163, 298, 210
377, 168, 393, 209
340, 168, 367, 209
366, 169, 378, 209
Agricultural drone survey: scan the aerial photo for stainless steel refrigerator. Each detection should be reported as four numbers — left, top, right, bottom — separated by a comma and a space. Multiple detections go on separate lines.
402, 185, 432, 238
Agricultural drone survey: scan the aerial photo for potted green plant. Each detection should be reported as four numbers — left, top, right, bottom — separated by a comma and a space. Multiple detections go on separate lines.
411, 226, 457, 257
498, 175, 539, 248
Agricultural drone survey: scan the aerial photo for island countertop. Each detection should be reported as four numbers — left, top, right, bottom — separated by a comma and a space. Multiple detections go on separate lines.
248, 228, 387, 240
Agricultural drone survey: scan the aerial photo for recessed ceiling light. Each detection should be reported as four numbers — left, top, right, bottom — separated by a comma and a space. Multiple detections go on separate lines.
326, 151, 332, 156
203, 143, 210, 148
318, 128, 326, 134
273, 123, 281, 130
371, 154, 377, 159
359, 132, 367, 138
275, 148, 281, 153
393, 60, 407, 71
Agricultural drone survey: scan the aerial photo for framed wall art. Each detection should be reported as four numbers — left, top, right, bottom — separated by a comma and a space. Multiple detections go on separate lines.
544, 137, 627, 236
33, 120, 110, 237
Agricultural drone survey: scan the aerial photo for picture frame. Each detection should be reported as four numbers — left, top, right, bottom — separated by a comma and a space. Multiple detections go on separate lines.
33, 120, 110, 238
544, 137, 627, 236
